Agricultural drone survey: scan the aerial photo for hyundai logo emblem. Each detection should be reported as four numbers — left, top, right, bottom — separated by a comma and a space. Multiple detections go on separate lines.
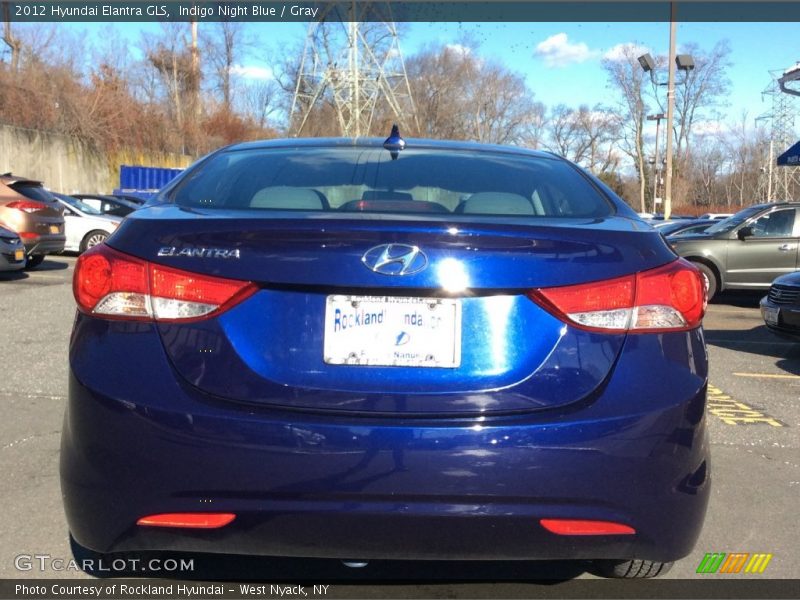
361, 244, 428, 276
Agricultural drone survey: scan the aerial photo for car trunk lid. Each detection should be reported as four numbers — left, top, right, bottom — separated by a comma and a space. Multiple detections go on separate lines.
105, 208, 674, 416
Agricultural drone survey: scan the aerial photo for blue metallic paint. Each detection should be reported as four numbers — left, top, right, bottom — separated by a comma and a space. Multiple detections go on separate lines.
108, 210, 672, 287
155, 291, 623, 413
62, 315, 708, 561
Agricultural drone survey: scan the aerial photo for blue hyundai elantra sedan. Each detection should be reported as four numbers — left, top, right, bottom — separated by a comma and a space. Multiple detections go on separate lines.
61, 134, 709, 578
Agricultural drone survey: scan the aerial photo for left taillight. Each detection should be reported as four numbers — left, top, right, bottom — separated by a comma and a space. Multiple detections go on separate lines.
7, 200, 48, 213
528, 258, 706, 333
73, 244, 256, 322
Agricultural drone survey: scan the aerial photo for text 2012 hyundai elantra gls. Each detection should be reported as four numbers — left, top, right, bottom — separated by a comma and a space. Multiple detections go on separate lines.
62, 134, 709, 578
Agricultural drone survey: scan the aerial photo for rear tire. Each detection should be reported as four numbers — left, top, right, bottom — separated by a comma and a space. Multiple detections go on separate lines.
593, 559, 673, 578
24, 255, 45, 270
80, 230, 109, 253
693, 261, 718, 301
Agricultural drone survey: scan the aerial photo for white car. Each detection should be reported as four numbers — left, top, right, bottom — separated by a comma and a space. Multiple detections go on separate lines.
698, 212, 733, 220
53, 194, 121, 253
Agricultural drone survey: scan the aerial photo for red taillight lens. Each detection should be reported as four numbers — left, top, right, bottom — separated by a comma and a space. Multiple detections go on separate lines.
18, 231, 39, 239
73, 244, 256, 321
540, 519, 636, 536
634, 259, 706, 330
7, 200, 48, 213
529, 259, 706, 333
137, 513, 236, 529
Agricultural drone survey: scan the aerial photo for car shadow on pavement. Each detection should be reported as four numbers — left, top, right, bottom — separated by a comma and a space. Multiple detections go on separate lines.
0, 270, 29, 281
77, 550, 591, 582
774, 357, 800, 376
703, 323, 800, 362
36, 258, 71, 271
703, 289, 800, 374
710, 290, 764, 308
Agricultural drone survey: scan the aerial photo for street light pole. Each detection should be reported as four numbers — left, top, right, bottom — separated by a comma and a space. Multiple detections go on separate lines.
647, 113, 665, 211
664, 3, 677, 220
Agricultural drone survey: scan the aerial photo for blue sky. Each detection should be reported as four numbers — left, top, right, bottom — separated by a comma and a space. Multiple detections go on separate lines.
63, 20, 800, 136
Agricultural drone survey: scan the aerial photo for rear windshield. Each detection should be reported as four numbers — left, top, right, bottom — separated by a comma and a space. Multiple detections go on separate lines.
11, 183, 56, 203
62, 196, 103, 215
170, 147, 613, 218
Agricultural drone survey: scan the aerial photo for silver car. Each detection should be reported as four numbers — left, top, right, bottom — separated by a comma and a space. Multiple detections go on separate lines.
0, 223, 26, 271
52, 194, 121, 253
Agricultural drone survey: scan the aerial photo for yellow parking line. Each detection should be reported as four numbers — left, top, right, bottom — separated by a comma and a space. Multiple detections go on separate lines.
733, 372, 800, 380
706, 384, 784, 426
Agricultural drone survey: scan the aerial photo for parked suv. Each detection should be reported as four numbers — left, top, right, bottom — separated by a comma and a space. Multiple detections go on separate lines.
0, 174, 65, 269
669, 202, 800, 300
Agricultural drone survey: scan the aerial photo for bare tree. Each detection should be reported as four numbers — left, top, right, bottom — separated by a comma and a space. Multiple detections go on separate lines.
722, 113, 768, 206
202, 20, 247, 111
673, 41, 732, 163
242, 79, 280, 130
546, 104, 581, 158
545, 104, 621, 174
603, 45, 650, 212
688, 134, 725, 204
142, 24, 202, 151
1, 3, 21, 72
407, 44, 542, 145
647, 41, 732, 204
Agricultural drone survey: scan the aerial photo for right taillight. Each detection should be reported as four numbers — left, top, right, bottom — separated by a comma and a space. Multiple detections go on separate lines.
7, 200, 48, 213
529, 259, 706, 333
73, 244, 256, 322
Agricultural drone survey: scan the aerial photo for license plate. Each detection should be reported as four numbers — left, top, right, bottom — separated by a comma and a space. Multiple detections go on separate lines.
764, 306, 779, 326
14, 249, 24, 261
324, 295, 462, 367
49, 225, 59, 234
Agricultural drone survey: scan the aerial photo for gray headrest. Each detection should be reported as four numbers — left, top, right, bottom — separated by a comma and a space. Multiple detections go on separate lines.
460, 192, 534, 215
250, 187, 324, 210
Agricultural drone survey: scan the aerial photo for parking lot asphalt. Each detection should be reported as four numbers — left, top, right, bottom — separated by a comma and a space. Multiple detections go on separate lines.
0, 256, 797, 587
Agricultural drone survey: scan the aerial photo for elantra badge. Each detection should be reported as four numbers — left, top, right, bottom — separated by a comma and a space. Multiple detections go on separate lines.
158, 246, 241, 259
361, 244, 427, 276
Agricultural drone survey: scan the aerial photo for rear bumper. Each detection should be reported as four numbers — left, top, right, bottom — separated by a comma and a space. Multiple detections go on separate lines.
23, 234, 66, 256
62, 320, 710, 563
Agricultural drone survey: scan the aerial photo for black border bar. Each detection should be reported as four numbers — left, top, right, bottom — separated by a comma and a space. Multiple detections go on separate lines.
5, 1, 800, 22
3, 578, 800, 599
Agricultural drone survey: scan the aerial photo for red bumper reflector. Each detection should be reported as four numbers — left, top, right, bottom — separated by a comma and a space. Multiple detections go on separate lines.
18, 232, 38, 239
540, 519, 636, 535
137, 513, 236, 529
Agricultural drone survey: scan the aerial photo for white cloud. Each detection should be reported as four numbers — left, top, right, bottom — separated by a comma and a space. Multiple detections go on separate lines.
229, 65, 274, 80
602, 42, 650, 63
445, 43, 472, 57
534, 33, 598, 68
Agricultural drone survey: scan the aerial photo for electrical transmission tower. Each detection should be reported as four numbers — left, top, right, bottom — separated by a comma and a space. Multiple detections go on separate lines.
289, 3, 418, 138
758, 68, 800, 201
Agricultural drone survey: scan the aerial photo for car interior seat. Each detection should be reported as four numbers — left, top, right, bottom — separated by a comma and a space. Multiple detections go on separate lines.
456, 192, 536, 215
249, 187, 329, 210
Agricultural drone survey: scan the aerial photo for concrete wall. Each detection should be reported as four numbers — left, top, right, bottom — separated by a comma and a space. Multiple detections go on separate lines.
0, 125, 193, 194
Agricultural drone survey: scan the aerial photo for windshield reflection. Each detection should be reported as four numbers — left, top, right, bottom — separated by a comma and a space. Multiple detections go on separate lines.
704, 206, 763, 235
